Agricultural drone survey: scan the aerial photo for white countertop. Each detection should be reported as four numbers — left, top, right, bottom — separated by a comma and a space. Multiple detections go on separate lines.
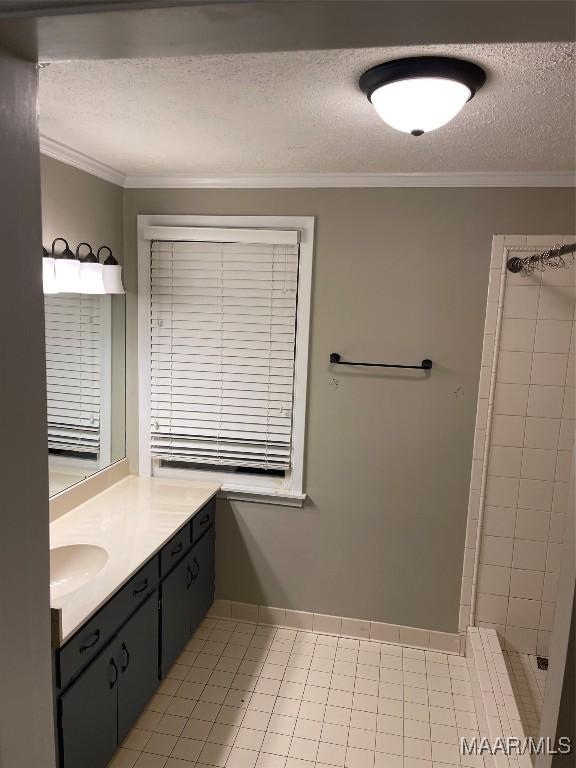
50, 475, 220, 645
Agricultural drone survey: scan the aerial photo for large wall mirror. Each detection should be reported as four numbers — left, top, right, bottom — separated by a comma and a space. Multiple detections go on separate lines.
45, 292, 126, 496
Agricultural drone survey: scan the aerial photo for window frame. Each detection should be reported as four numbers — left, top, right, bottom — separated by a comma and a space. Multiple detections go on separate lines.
137, 214, 315, 506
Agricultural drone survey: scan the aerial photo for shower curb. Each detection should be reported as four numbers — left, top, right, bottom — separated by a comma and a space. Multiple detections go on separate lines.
466, 626, 533, 768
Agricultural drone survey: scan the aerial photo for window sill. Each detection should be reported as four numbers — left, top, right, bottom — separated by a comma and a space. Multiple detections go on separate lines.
218, 486, 306, 507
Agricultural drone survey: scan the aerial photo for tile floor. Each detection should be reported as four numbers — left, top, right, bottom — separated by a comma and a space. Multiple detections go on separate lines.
504, 652, 547, 741
109, 618, 486, 768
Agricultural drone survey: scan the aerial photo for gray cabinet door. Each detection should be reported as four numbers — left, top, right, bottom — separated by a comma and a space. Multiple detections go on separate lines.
59, 641, 118, 768
116, 592, 160, 743
190, 526, 215, 634
160, 551, 193, 677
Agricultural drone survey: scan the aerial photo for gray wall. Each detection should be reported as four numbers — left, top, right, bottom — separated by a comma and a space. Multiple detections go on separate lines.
124, 186, 575, 632
40, 155, 126, 466
0, 47, 55, 767
40, 154, 123, 257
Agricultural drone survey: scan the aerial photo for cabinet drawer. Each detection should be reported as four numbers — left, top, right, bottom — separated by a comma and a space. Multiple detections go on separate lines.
57, 558, 158, 690
191, 498, 216, 544
160, 526, 191, 578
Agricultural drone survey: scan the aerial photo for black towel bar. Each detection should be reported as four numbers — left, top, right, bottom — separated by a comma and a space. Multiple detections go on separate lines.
329, 353, 432, 370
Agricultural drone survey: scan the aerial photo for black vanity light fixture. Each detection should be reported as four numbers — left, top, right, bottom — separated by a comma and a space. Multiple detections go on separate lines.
42, 239, 125, 295
359, 56, 486, 136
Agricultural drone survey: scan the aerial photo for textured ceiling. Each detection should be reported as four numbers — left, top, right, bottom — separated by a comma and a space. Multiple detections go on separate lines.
39, 42, 575, 175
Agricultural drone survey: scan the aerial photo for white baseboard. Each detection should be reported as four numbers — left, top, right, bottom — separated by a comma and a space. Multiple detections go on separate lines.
208, 599, 464, 655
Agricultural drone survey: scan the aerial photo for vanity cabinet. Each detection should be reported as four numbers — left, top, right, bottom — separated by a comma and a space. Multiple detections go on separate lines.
58, 636, 118, 768
56, 558, 158, 690
54, 498, 216, 768
117, 592, 161, 742
59, 593, 158, 768
191, 525, 215, 632
160, 524, 215, 676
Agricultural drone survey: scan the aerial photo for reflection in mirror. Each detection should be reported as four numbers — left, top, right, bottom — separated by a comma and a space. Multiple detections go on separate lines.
45, 293, 126, 496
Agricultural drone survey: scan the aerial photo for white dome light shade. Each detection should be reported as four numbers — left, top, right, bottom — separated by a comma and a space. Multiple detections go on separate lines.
79, 261, 106, 293
102, 264, 125, 294
55, 258, 81, 293
77, 242, 106, 294
370, 77, 471, 134
43, 253, 58, 294
51, 238, 81, 293
98, 245, 125, 294
359, 56, 486, 136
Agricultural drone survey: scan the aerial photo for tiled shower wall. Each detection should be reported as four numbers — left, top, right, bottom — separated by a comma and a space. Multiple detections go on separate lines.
460, 235, 575, 657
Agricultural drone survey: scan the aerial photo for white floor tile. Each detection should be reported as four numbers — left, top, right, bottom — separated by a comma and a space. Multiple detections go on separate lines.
375, 732, 403, 756
317, 741, 346, 766
226, 747, 259, 768
374, 752, 403, 768
109, 749, 140, 768
345, 746, 375, 768
261, 732, 292, 756
109, 621, 490, 768
320, 722, 349, 746
235, 728, 265, 751
323, 707, 350, 728
134, 755, 168, 768
404, 736, 432, 760
404, 718, 431, 741
288, 736, 319, 761
403, 703, 429, 723
255, 753, 286, 768
350, 710, 377, 731
293, 718, 322, 741
171, 737, 204, 762
348, 727, 376, 750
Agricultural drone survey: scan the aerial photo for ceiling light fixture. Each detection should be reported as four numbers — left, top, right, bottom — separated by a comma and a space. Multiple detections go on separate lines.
359, 56, 486, 136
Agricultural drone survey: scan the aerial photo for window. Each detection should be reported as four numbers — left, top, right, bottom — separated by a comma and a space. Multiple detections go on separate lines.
138, 216, 314, 505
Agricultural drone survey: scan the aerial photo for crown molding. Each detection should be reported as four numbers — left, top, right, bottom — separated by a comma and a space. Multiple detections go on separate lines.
38, 138, 574, 189
124, 171, 575, 189
39, 135, 127, 187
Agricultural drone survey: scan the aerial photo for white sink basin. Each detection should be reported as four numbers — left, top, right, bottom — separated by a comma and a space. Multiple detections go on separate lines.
50, 544, 108, 598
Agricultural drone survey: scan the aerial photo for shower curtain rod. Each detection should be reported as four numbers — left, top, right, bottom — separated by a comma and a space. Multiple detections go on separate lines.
506, 241, 576, 274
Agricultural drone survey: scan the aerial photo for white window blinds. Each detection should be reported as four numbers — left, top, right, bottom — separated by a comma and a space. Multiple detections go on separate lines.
45, 295, 102, 456
149, 237, 300, 470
